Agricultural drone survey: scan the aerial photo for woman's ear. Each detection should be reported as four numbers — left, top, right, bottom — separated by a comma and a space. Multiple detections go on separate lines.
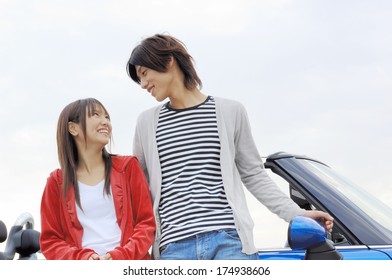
68, 121, 79, 136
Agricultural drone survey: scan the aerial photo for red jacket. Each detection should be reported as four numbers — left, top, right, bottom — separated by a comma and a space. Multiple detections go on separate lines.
40, 156, 155, 260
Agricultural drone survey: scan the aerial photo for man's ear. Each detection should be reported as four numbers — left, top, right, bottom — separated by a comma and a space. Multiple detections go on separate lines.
68, 121, 79, 136
168, 55, 175, 69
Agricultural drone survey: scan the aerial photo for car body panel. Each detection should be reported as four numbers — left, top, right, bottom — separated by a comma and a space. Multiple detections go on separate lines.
259, 246, 392, 260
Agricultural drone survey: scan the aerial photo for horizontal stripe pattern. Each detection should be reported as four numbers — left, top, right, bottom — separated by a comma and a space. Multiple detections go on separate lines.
157, 97, 235, 247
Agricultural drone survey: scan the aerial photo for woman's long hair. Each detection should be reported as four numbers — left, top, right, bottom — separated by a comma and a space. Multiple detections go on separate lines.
56, 98, 112, 208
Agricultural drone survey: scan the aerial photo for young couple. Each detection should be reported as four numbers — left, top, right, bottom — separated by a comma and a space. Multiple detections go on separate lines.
40, 34, 334, 260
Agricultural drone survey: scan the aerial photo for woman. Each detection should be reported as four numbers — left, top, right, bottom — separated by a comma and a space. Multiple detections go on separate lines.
40, 98, 155, 260
126, 34, 333, 260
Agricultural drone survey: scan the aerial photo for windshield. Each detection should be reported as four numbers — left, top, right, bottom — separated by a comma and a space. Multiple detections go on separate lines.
299, 159, 392, 232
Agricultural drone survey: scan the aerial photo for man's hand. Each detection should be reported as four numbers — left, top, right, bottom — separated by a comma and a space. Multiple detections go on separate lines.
302, 210, 334, 233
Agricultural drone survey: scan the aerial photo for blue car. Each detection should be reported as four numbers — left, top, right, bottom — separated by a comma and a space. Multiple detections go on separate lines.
258, 152, 392, 260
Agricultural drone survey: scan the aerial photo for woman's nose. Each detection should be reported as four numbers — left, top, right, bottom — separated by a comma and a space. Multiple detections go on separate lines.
101, 116, 110, 125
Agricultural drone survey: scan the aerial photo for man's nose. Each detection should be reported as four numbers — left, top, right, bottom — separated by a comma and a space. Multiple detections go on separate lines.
140, 78, 148, 89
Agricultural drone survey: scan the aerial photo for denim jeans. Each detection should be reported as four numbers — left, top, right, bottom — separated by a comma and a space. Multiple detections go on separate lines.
159, 229, 259, 260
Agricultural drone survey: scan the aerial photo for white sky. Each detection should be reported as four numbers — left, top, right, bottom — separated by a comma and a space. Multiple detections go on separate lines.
1, 0, 391, 253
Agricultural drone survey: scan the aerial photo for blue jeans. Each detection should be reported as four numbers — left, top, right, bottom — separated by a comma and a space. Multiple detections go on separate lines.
159, 229, 259, 260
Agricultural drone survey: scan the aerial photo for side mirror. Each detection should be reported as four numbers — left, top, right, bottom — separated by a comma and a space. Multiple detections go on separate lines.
288, 216, 343, 260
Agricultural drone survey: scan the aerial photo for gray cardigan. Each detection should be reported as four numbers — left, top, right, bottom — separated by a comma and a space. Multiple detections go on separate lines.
133, 96, 305, 259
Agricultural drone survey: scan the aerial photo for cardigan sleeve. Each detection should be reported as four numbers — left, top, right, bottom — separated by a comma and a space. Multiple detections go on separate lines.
232, 102, 305, 222
40, 171, 95, 260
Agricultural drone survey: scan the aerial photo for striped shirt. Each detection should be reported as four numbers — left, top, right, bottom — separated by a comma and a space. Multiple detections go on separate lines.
156, 96, 235, 248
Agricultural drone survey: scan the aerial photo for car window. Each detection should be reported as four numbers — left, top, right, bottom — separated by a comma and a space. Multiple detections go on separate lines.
300, 159, 392, 233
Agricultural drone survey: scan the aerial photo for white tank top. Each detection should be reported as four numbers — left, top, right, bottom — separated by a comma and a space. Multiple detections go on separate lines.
76, 180, 121, 255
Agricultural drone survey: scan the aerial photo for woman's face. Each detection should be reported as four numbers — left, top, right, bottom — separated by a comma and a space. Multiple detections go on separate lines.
71, 105, 112, 149
135, 65, 174, 102
85, 105, 112, 147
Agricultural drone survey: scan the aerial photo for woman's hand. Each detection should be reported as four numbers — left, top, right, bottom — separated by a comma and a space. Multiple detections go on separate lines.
88, 253, 100, 260
99, 253, 112, 260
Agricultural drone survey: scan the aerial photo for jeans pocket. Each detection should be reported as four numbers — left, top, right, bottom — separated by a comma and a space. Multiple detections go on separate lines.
159, 243, 172, 255
221, 229, 241, 241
